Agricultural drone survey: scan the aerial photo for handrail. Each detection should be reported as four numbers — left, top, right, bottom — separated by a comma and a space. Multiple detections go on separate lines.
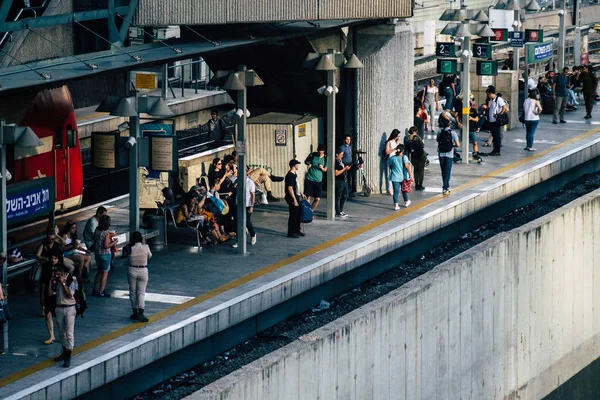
0, 0, 49, 50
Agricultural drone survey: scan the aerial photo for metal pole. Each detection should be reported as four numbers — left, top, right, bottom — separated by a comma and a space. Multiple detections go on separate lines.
461, 34, 471, 164
512, 11, 520, 73
129, 94, 140, 234
0, 120, 8, 353
236, 65, 247, 254
523, 45, 530, 113
558, 10, 566, 70
161, 63, 168, 99
326, 50, 336, 221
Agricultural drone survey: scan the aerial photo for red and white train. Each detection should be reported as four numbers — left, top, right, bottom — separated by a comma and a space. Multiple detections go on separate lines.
8, 86, 84, 212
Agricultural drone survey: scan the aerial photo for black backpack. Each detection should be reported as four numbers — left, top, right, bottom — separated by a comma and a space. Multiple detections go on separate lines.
437, 128, 454, 153
408, 139, 424, 160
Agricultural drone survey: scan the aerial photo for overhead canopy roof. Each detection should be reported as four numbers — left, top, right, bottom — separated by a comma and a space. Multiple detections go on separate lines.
0, 19, 365, 94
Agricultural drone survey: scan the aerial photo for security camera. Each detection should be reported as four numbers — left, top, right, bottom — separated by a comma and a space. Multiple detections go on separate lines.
125, 137, 137, 149
333, 86, 339, 94
235, 109, 244, 118
324, 86, 334, 96
245, 109, 251, 118
461, 49, 470, 59
317, 85, 327, 95
558, 9, 565, 15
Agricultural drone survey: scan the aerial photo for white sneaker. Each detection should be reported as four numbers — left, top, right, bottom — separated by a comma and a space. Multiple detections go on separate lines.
394, 204, 400, 210
251, 235, 257, 245
232, 242, 238, 248
340, 211, 348, 217
404, 200, 411, 208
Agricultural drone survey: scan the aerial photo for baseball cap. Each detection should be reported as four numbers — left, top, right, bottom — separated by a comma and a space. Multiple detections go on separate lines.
317, 144, 325, 152
0, 252, 5, 259
190, 185, 201, 191
289, 159, 301, 168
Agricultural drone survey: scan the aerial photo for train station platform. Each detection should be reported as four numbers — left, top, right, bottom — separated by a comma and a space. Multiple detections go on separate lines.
1, 105, 600, 399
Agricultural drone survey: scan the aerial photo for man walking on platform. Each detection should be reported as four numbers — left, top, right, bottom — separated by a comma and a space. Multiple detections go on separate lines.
334, 147, 351, 218
340, 135, 355, 197
437, 127, 460, 195
580, 65, 598, 119
285, 160, 305, 238
552, 67, 570, 124
485, 86, 507, 156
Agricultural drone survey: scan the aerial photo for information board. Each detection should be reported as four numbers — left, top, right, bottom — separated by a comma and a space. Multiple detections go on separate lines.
491, 28, 509, 42
436, 42, 455, 57
92, 131, 119, 169
6, 177, 55, 226
509, 31, 524, 48
472, 43, 492, 59
525, 29, 544, 43
149, 135, 177, 172
526, 40, 553, 64
476, 60, 499, 76
436, 59, 458, 74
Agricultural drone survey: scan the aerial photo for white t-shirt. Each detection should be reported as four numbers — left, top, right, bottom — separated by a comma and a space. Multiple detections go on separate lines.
426, 86, 439, 94
245, 177, 256, 207
523, 98, 539, 121
488, 96, 506, 123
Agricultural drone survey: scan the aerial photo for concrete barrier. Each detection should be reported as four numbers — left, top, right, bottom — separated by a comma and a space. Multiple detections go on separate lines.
188, 189, 600, 400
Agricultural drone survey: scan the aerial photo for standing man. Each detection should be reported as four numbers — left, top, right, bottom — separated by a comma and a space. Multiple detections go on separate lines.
233, 176, 257, 247
334, 147, 351, 218
52, 265, 77, 368
580, 65, 598, 119
83, 206, 107, 252
340, 135, 355, 197
304, 144, 328, 212
206, 109, 230, 143
285, 160, 305, 238
436, 127, 460, 195
485, 86, 507, 156
552, 67, 570, 124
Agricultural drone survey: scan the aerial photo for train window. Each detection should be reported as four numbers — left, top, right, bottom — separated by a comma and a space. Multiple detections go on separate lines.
67, 126, 77, 148
55, 127, 64, 149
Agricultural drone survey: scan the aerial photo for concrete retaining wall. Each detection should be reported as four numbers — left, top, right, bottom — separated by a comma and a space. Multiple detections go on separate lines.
189, 188, 600, 400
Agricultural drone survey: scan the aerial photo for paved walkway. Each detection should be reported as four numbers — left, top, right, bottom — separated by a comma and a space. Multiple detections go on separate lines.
1, 103, 599, 385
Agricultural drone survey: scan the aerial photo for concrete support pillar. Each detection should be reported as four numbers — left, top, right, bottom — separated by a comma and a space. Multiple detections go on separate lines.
350, 21, 414, 195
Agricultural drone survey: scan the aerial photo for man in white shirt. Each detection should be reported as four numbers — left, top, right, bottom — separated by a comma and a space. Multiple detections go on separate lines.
485, 86, 507, 156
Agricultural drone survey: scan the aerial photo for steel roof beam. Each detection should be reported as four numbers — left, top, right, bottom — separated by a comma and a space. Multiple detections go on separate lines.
0, 0, 14, 24
119, 0, 139, 43
0, 6, 130, 33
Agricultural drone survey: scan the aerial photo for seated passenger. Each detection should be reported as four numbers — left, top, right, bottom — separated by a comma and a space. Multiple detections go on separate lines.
246, 166, 283, 203
60, 221, 92, 283
7, 236, 25, 265
36, 228, 75, 274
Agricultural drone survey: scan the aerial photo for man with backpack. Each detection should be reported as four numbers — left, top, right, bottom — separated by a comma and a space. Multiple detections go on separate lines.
437, 127, 460, 195
485, 85, 507, 156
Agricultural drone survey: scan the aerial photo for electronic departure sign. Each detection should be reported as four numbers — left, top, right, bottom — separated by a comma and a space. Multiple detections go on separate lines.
491, 28, 509, 42
472, 43, 492, 59
437, 59, 458, 74
476, 60, 499, 76
525, 29, 544, 43
436, 42, 455, 57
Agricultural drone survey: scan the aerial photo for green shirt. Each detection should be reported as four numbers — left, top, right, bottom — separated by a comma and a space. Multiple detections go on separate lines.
305, 154, 327, 183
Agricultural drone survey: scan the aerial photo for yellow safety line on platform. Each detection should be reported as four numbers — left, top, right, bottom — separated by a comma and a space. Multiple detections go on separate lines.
77, 111, 109, 121
2, 126, 599, 389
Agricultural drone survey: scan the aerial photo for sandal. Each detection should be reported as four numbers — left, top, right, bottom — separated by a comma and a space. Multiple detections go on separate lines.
482, 141, 491, 147
44, 339, 54, 345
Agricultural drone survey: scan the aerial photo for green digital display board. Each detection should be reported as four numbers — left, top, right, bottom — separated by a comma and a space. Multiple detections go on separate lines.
472, 43, 492, 59
436, 42, 455, 57
476, 60, 498, 76
437, 59, 458, 74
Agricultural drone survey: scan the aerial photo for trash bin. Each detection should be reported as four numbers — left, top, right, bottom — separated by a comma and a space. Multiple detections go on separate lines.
147, 214, 166, 251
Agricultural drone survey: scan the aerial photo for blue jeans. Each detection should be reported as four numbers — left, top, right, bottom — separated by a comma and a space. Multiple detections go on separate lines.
524, 120, 539, 149
444, 87, 454, 110
439, 155, 453, 191
392, 181, 409, 204
95, 252, 112, 272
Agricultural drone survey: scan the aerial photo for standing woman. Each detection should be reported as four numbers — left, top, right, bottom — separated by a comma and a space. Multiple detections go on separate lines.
423, 79, 439, 131
52, 263, 78, 368
442, 75, 456, 110
40, 249, 63, 345
523, 89, 542, 151
407, 126, 427, 191
92, 215, 118, 298
384, 129, 402, 195
128, 231, 152, 322
388, 144, 414, 210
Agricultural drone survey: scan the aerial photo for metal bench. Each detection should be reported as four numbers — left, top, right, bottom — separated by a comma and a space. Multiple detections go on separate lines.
160, 205, 203, 248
